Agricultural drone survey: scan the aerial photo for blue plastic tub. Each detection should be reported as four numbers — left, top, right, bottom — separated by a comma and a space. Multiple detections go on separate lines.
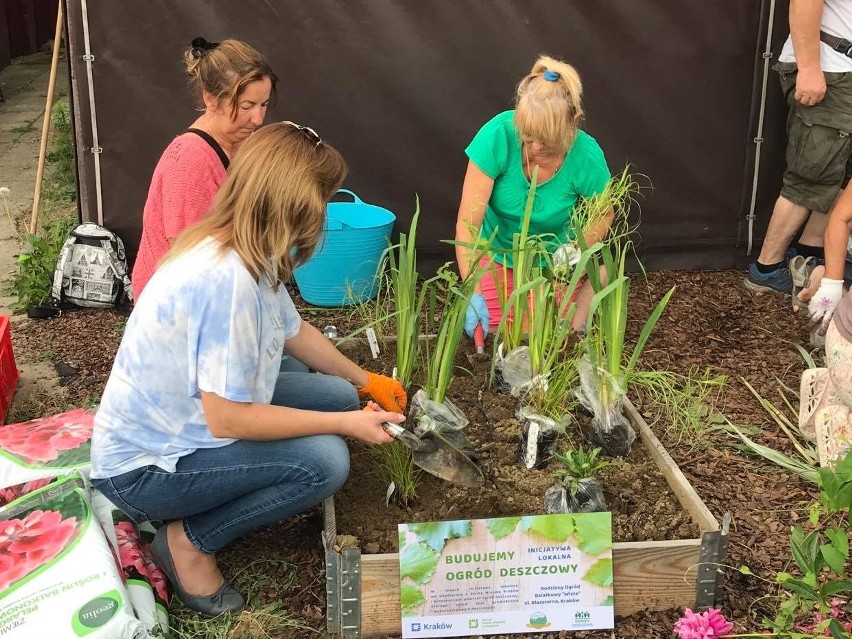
294, 189, 395, 307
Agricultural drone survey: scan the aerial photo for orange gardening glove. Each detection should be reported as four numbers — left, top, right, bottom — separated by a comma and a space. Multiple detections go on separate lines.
357, 372, 407, 413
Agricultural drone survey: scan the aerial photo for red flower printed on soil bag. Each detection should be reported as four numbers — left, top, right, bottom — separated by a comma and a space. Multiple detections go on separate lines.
0, 509, 78, 590
0, 478, 54, 507
114, 521, 168, 602
0, 409, 93, 464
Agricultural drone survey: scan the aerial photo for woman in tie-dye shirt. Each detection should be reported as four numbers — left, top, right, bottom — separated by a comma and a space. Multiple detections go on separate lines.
91, 123, 407, 618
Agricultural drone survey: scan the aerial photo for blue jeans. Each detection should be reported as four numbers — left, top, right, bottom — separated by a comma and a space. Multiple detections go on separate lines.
91, 373, 357, 553
280, 349, 310, 373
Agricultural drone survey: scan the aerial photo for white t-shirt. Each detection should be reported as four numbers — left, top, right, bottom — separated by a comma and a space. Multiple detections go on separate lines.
90, 238, 302, 478
779, 0, 852, 72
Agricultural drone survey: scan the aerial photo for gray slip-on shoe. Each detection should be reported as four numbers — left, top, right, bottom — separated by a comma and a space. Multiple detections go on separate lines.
151, 524, 245, 617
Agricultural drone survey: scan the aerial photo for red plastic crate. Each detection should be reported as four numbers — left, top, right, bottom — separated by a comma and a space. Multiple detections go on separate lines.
0, 316, 19, 422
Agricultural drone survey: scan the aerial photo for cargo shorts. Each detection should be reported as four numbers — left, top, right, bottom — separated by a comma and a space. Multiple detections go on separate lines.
775, 62, 852, 214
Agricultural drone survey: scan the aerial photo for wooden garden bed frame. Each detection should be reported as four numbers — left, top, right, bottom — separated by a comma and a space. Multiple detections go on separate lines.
322, 396, 729, 638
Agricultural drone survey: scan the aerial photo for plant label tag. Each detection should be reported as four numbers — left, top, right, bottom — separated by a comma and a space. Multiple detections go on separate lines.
366, 328, 380, 359
524, 421, 540, 469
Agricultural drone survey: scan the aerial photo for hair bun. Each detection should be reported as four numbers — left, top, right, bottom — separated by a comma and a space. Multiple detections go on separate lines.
190, 37, 220, 57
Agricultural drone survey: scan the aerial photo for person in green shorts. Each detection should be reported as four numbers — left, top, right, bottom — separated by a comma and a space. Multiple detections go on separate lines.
454, 55, 612, 339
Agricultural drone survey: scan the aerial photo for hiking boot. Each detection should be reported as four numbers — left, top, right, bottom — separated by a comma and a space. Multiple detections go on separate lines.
744, 262, 792, 294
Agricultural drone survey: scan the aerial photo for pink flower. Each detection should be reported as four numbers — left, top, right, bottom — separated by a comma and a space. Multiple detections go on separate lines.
796, 598, 852, 636
674, 608, 733, 639
48, 420, 92, 452
0, 509, 78, 591
0, 409, 93, 464
0, 479, 53, 507
0, 553, 29, 590
112, 521, 168, 602
140, 544, 168, 602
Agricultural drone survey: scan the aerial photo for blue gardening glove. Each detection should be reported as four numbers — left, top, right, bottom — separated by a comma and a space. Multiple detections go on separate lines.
464, 293, 490, 338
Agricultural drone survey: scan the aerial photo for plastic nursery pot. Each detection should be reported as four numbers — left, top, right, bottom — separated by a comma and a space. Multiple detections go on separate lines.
491, 366, 512, 394
517, 413, 560, 470
588, 409, 635, 457
543, 477, 606, 514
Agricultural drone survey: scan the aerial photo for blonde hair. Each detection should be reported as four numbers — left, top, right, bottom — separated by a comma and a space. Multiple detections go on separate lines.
184, 38, 277, 119
165, 123, 348, 286
514, 55, 584, 155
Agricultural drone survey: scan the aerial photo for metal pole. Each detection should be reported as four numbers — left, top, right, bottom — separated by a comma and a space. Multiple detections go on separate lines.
746, 0, 778, 255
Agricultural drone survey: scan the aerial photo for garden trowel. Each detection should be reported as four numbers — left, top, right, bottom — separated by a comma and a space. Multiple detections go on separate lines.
382, 423, 484, 487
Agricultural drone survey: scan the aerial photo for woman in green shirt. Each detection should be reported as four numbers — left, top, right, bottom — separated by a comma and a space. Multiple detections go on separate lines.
455, 55, 612, 339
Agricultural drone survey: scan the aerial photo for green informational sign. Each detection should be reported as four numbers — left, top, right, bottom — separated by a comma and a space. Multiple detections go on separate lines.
398, 513, 614, 637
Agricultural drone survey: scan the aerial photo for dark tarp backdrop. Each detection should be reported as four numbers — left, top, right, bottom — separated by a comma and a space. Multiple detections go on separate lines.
65, 0, 791, 273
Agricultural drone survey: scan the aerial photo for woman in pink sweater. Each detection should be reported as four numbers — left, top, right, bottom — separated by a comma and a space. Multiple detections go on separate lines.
132, 37, 277, 299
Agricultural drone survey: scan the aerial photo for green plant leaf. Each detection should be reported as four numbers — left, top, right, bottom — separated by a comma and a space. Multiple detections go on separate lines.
821, 544, 847, 576
487, 517, 521, 540
738, 565, 753, 575
779, 577, 818, 601
790, 526, 821, 574
520, 515, 575, 542
408, 521, 472, 553
399, 543, 440, 585
573, 513, 612, 554
583, 558, 613, 587
828, 618, 848, 639
400, 584, 426, 611
822, 579, 852, 597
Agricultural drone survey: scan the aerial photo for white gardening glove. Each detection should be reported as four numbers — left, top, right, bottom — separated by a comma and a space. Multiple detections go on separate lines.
808, 278, 844, 330
552, 242, 581, 280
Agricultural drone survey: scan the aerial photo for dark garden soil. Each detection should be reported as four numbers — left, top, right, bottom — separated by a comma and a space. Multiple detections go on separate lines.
334, 341, 699, 554
9, 270, 818, 639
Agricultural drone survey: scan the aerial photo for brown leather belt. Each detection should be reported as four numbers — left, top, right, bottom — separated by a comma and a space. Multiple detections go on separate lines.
820, 30, 852, 58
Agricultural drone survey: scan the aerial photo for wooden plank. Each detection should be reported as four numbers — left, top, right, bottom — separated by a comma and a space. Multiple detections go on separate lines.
358, 539, 702, 638
611, 539, 701, 616
361, 553, 403, 638
624, 397, 719, 533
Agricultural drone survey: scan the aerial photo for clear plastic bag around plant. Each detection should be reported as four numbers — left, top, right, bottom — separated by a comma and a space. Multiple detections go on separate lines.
498, 344, 549, 397
544, 477, 606, 514
408, 389, 472, 454
588, 409, 635, 457
575, 357, 636, 457
492, 343, 512, 394
516, 406, 568, 469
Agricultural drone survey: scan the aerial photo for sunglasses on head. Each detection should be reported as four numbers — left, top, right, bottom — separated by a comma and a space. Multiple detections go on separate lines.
282, 120, 322, 148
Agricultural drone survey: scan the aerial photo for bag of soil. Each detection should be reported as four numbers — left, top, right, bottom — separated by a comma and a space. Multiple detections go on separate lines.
0, 473, 145, 638
516, 406, 568, 470
544, 477, 606, 514
91, 490, 169, 637
0, 409, 95, 490
575, 357, 636, 457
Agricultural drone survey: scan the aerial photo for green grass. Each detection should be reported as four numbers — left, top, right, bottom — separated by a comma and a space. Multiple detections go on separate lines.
11, 121, 36, 136
42, 101, 76, 203
630, 368, 727, 447
369, 442, 419, 507
169, 559, 310, 639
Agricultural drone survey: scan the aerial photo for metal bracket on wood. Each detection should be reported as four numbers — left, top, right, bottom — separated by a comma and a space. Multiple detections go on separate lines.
323, 497, 363, 639
695, 512, 731, 610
